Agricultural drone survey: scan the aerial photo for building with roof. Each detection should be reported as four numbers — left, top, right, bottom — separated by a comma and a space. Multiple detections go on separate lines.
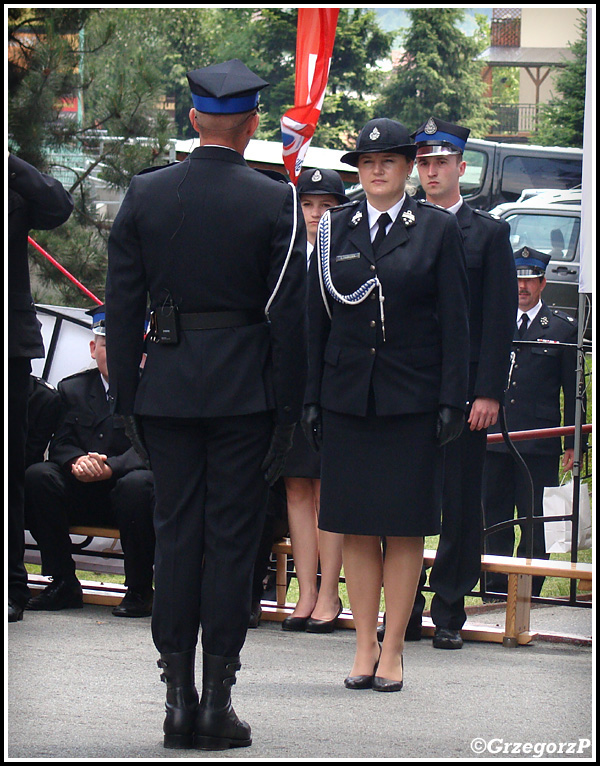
478, 7, 581, 139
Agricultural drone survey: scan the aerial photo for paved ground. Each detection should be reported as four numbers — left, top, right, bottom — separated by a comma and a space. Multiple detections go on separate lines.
6, 602, 594, 760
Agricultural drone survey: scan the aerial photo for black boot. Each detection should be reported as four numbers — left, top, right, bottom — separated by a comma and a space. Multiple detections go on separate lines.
194, 652, 252, 750
157, 649, 199, 749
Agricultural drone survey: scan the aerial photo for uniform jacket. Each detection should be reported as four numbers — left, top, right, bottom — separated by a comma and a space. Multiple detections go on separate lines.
49, 368, 147, 478
105, 146, 307, 425
487, 301, 578, 455
455, 202, 517, 404
306, 195, 470, 417
8, 154, 74, 359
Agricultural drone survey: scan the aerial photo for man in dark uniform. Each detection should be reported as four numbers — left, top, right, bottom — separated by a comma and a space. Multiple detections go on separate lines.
8, 153, 73, 623
405, 118, 517, 650
25, 306, 156, 617
483, 246, 578, 597
105, 60, 307, 751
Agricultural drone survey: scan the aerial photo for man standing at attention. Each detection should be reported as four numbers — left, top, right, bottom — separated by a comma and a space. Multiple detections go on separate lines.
105, 60, 307, 750
409, 117, 517, 649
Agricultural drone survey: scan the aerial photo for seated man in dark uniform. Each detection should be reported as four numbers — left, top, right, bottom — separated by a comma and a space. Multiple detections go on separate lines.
25, 305, 156, 617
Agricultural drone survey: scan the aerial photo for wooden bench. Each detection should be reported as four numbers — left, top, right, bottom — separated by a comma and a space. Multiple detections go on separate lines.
27, 529, 592, 647
270, 540, 592, 647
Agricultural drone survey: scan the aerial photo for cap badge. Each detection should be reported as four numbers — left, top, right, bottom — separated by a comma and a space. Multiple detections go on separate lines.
424, 117, 438, 135
369, 127, 380, 141
311, 170, 322, 183
350, 210, 363, 227
401, 210, 416, 226
522, 247, 530, 258
540, 316, 549, 327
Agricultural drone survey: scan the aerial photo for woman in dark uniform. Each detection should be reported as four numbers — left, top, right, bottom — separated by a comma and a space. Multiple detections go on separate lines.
281, 169, 348, 633
304, 119, 470, 690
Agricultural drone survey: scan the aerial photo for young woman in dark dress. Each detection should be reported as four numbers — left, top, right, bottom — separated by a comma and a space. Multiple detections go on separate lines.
305, 120, 470, 689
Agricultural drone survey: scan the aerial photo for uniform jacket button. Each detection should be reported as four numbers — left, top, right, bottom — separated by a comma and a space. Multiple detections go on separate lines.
369, 320, 376, 328
370, 348, 376, 355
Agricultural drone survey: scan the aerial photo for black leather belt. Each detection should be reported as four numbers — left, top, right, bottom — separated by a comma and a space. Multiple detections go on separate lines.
178, 309, 265, 330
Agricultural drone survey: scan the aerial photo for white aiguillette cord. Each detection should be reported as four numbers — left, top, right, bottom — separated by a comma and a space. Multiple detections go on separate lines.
317, 208, 386, 341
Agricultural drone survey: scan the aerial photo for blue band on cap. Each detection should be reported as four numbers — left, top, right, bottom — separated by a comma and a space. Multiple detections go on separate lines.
92, 312, 106, 323
191, 93, 259, 114
515, 258, 547, 271
415, 129, 467, 151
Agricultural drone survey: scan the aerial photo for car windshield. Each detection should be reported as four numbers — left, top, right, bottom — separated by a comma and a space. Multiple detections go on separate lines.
505, 212, 580, 262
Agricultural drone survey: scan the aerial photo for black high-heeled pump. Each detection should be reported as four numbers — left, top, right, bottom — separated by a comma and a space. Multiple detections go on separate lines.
344, 645, 381, 690
306, 598, 343, 634
372, 654, 404, 692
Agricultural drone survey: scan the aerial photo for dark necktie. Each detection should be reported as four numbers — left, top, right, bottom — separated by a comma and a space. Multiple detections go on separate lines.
518, 314, 529, 338
372, 212, 391, 255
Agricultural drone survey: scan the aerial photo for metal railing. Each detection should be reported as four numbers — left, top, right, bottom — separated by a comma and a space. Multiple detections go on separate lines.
490, 103, 539, 135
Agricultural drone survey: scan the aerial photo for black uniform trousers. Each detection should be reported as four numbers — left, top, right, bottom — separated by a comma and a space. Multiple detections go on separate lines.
25, 462, 155, 593
8, 357, 33, 608
429, 425, 487, 630
482, 451, 558, 597
142, 411, 272, 658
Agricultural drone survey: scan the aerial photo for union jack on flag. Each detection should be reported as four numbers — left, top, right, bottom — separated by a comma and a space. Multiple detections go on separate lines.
281, 8, 339, 184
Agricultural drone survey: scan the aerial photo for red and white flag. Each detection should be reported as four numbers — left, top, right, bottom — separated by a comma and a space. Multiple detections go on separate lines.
281, 8, 339, 184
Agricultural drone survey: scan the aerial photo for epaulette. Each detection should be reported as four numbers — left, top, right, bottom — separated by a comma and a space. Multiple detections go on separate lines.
255, 168, 288, 183
330, 199, 360, 213
552, 309, 577, 324
417, 199, 453, 214
32, 375, 56, 390
60, 367, 98, 383
137, 162, 180, 176
473, 208, 503, 222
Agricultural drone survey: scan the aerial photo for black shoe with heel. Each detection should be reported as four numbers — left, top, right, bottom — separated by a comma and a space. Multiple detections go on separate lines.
306, 598, 343, 634
344, 645, 381, 690
372, 655, 404, 692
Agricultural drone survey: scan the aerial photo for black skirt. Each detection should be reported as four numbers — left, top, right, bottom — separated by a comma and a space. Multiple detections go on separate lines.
282, 422, 321, 479
318, 409, 442, 537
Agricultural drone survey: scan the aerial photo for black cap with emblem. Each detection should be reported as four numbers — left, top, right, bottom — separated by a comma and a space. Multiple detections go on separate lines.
412, 116, 471, 157
513, 246, 551, 278
297, 168, 349, 204
341, 118, 417, 167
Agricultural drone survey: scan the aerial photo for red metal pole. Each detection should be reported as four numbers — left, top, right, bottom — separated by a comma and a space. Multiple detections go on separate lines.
487, 424, 592, 444
28, 236, 102, 306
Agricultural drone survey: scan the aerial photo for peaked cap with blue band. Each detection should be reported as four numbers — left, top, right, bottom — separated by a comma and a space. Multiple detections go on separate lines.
412, 117, 470, 157
513, 246, 550, 278
187, 59, 269, 114
86, 304, 106, 336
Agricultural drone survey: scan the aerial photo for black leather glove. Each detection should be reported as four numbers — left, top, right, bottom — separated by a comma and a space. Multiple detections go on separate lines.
124, 414, 150, 468
261, 424, 296, 486
301, 404, 323, 453
436, 406, 465, 447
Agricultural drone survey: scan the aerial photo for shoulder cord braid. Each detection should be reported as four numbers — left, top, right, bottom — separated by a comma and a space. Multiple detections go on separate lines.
265, 181, 298, 321
317, 208, 387, 341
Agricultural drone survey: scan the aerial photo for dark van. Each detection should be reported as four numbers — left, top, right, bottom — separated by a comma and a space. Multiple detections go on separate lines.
347, 138, 583, 212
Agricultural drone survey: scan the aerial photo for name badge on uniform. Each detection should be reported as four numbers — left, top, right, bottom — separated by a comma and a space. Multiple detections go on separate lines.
335, 252, 361, 262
